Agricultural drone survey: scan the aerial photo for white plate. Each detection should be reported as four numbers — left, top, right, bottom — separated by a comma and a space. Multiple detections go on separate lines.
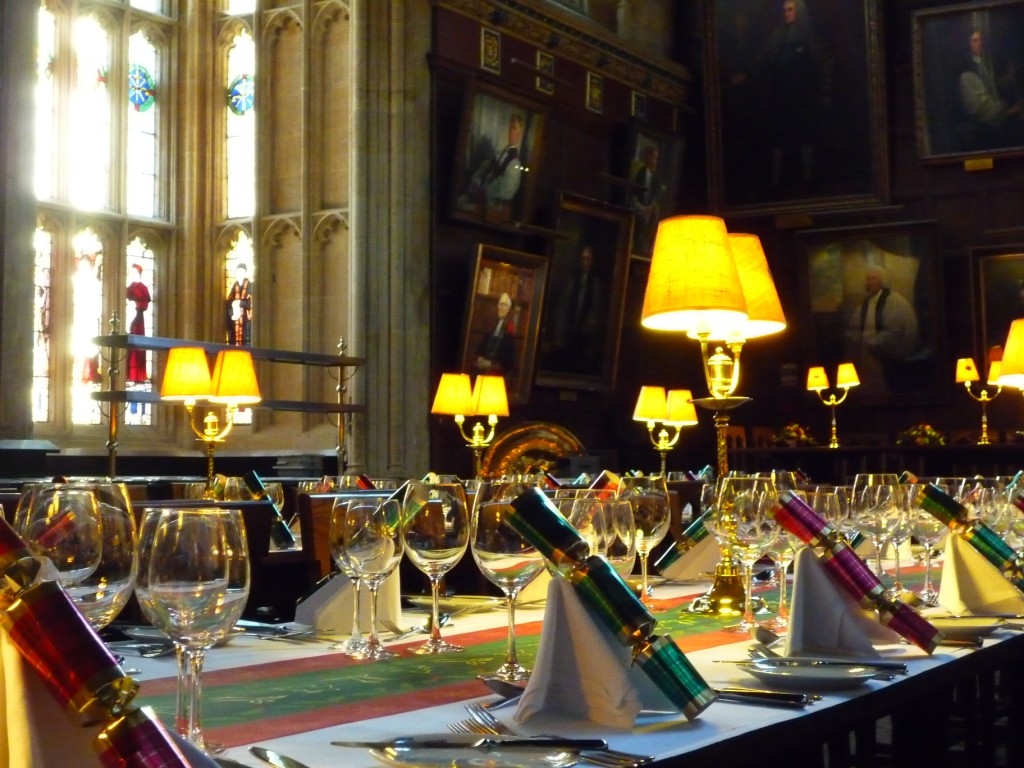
929, 617, 1004, 641
404, 595, 505, 614
736, 659, 884, 691
370, 746, 577, 767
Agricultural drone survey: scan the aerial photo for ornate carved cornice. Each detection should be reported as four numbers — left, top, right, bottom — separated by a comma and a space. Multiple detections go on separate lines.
434, 0, 691, 107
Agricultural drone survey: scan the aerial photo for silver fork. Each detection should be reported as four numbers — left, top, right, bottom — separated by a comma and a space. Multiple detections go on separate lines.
450, 719, 633, 768
465, 702, 654, 767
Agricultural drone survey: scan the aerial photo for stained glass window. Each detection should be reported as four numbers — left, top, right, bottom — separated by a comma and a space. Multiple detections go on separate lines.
70, 16, 112, 211
225, 231, 254, 424
226, 29, 256, 219
124, 237, 155, 425
34, 8, 56, 200
32, 228, 53, 423
71, 228, 105, 425
127, 31, 159, 217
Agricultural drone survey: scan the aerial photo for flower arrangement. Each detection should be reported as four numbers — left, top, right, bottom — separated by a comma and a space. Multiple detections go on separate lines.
896, 423, 946, 447
773, 423, 817, 447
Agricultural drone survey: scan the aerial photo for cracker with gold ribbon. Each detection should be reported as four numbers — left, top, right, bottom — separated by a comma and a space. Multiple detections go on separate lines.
0, 515, 189, 767
920, 482, 1024, 591
773, 490, 941, 653
508, 487, 716, 719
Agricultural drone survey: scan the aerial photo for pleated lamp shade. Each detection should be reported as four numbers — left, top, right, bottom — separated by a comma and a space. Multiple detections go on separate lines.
641, 215, 748, 338
955, 357, 980, 384
431, 373, 474, 415
999, 319, 1024, 389
209, 349, 262, 405
161, 347, 212, 401
471, 374, 509, 417
633, 386, 668, 422
665, 389, 698, 426
728, 233, 786, 340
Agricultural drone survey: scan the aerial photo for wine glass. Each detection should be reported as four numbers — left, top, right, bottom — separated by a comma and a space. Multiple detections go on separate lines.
65, 482, 138, 629
851, 473, 902, 579
604, 498, 637, 579
136, 507, 249, 752
327, 495, 371, 656
906, 484, 946, 606
566, 492, 611, 558
402, 480, 470, 654
617, 476, 671, 608
18, 483, 103, 590
336, 494, 404, 661
708, 476, 778, 634
471, 480, 545, 682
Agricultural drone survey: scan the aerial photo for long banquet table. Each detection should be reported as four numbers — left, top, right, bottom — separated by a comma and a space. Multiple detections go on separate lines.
123, 576, 1024, 768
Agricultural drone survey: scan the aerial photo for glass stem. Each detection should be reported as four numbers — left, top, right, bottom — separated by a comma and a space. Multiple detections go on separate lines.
776, 562, 789, 621
639, 549, 650, 604
350, 579, 363, 642
742, 561, 756, 627
923, 547, 934, 596
174, 645, 191, 738
186, 646, 207, 750
504, 588, 520, 668
366, 583, 381, 653
429, 575, 443, 643
892, 537, 902, 588
873, 538, 884, 578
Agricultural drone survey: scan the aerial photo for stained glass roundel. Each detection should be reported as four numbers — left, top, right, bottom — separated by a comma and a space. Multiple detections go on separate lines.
128, 64, 155, 112
228, 74, 254, 115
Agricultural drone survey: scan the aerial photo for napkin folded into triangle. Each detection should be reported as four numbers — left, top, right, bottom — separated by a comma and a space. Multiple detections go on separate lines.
515, 578, 676, 729
784, 547, 900, 658
293, 569, 401, 633
937, 532, 1024, 615
658, 535, 721, 581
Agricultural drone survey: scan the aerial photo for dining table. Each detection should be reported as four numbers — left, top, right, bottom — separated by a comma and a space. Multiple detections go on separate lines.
118, 572, 1024, 768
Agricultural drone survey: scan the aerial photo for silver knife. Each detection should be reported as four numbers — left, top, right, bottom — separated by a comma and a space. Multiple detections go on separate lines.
331, 734, 609, 751
714, 687, 811, 708
250, 745, 315, 768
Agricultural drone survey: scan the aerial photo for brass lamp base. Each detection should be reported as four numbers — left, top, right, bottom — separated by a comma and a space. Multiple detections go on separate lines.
686, 552, 766, 616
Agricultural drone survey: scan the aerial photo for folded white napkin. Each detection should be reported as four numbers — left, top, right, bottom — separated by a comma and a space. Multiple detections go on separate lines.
517, 568, 552, 604
658, 535, 721, 581
293, 569, 401, 633
515, 578, 676, 729
0, 631, 215, 767
784, 547, 899, 658
937, 532, 1024, 615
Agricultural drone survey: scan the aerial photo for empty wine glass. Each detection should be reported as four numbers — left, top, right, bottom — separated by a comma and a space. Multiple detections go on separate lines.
328, 494, 369, 656
471, 480, 545, 682
604, 498, 637, 579
337, 494, 404, 661
18, 483, 103, 590
708, 475, 778, 634
851, 473, 902, 579
566, 492, 611, 558
66, 482, 138, 629
136, 507, 249, 752
617, 475, 671, 608
402, 480, 470, 654
907, 484, 946, 606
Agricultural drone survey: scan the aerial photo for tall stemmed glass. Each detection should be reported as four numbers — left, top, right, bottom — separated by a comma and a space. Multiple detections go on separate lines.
617, 476, 671, 608
18, 484, 103, 590
328, 495, 369, 656
906, 484, 946, 606
708, 476, 779, 634
604, 498, 637, 579
566, 492, 612, 558
471, 480, 545, 682
402, 480, 470, 654
67, 482, 138, 629
338, 495, 404, 661
851, 473, 902, 580
136, 508, 249, 753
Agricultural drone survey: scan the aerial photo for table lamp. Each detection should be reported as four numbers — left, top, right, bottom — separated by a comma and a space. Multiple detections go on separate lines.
807, 362, 859, 448
161, 347, 262, 497
956, 356, 1001, 445
641, 219, 786, 617
641, 219, 786, 476
431, 373, 509, 477
633, 386, 698, 476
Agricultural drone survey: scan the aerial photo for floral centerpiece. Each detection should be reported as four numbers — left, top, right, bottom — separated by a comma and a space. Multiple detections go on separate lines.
773, 423, 817, 447
896, 423, 946, 447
